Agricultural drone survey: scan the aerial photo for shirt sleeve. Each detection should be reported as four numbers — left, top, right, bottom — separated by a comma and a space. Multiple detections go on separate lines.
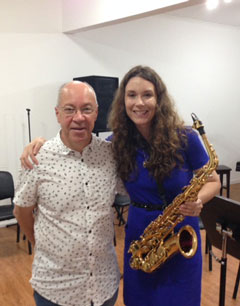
14, 167, 38, 207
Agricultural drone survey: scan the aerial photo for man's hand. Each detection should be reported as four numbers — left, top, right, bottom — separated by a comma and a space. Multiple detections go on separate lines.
20, 137, 46, 169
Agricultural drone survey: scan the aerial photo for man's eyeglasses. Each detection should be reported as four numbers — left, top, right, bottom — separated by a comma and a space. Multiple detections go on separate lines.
59, 106, 96, 116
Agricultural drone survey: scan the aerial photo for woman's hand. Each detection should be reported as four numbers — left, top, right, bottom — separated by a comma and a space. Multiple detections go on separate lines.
20, 137, 46, 169
179, 198, 203, 217
179, 170, 220, 217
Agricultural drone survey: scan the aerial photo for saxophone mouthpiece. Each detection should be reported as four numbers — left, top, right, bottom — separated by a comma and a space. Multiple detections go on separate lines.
191, 113, 198, 122
191, 113, 205, 135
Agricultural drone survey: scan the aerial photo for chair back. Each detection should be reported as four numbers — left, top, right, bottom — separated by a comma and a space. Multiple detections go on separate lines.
0, 171, 14, 201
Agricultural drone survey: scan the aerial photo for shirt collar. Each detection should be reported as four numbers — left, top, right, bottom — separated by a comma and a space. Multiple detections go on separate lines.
55, 130, 97, 155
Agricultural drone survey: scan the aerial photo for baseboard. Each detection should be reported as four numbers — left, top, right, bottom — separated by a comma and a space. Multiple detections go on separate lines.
0, 219, 17, 228
231, 178, 240, 185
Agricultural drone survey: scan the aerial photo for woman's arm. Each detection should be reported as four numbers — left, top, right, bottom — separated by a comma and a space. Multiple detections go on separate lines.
196, 170, 221, 204
20, 137, 46, 169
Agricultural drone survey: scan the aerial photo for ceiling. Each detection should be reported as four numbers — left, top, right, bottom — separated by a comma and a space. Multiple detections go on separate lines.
167, 0, 240, 28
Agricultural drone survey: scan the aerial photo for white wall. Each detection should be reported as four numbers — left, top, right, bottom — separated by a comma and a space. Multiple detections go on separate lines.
67, 14, 240, 183
0, 0, 62, 33
0, 31, 116, 182
0, 1, 114, 183
1, 1, 240, 186
62, 0, 189, 33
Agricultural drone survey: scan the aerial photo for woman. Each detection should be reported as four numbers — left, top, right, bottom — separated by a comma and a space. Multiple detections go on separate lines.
107, 66, 220, 306
21, 66, 220, 306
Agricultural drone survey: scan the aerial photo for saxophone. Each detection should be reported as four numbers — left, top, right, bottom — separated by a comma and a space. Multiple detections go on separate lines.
128, 113, 219, 273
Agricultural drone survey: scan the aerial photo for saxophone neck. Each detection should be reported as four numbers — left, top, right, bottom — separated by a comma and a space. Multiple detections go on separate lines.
191, 113, 219, 171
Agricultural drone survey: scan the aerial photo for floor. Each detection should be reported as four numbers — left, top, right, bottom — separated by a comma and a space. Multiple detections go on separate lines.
0, 184, 240, 306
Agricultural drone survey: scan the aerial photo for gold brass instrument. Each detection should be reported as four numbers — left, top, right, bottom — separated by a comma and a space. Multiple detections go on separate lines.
128, 113, 219, 273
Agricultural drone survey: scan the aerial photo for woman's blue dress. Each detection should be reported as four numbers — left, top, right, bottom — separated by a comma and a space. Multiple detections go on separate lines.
123, 129, 209, 306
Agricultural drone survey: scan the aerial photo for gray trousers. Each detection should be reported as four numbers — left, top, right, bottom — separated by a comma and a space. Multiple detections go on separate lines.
91, 289, 118, 306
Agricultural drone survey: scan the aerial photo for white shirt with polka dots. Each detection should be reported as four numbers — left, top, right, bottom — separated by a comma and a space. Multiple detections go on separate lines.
14, 133, 125, 306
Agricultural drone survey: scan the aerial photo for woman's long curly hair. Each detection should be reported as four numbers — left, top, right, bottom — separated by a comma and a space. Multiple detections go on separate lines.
108, 65, 187, 183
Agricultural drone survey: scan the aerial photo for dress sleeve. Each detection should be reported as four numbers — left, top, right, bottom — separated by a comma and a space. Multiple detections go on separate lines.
105, 133, 113, 142
185, 129, 210, 171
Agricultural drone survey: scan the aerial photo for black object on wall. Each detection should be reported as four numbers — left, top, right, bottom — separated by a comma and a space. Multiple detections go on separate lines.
236, 162, 240, 172
26, 108, 32, 142
73, 75, 118, 134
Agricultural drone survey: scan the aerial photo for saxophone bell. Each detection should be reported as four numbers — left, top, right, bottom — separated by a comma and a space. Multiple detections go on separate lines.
129, 225, 198, 273
177, 225, 198, 258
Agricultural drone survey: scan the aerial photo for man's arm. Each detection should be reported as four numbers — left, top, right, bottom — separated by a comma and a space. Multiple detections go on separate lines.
14, 204, 37, 246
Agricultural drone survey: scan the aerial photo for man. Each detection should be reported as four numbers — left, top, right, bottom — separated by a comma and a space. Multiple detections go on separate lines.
14, 81, 124, 306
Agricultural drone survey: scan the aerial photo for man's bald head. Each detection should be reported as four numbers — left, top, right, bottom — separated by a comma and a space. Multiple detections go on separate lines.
57, 81, 98, 107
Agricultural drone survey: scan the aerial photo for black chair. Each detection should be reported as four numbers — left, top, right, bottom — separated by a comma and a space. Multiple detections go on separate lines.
113, 194, 130, 226
0, 171, 32, 254
203, 165, 232, 270
201, 196, 240, 303
233, 161, 240, 299
216, 165, 232, 198
112, 194, 130, 246
0, 171, 20, 240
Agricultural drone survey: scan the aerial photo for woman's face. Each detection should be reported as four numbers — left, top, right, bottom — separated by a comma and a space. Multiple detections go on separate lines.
125, 76, 157, 137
